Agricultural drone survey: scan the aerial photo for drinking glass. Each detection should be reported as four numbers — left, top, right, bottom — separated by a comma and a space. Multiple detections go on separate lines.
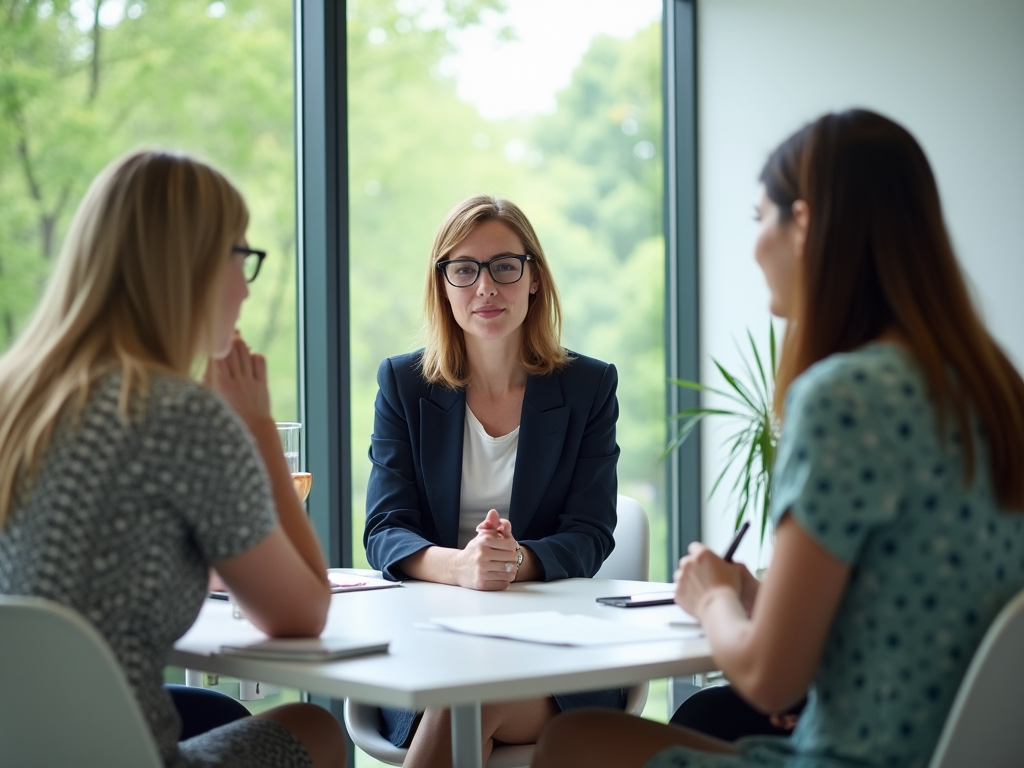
276, 422, 313, 502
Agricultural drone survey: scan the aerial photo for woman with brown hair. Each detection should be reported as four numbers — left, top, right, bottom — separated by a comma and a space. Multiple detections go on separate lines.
0, 151, 346, 768
530, 109, 1024, 768
364, 195, 624, 766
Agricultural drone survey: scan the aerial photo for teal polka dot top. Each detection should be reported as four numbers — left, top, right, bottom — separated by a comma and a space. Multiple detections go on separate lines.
647, 342, 1024, 768
774, 342, 1024, 766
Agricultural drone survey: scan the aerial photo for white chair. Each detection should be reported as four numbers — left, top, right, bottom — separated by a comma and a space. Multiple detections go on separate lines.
344, 494, 652, 767
596, 494, 650, 581
927, 586, 1024, 768
0, 595, 163, 768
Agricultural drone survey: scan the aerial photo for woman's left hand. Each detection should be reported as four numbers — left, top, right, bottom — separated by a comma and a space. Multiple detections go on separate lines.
673, 542, 743, 618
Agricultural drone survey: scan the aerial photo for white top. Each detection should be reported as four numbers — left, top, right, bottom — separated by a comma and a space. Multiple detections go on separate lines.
457, 406, 519, 548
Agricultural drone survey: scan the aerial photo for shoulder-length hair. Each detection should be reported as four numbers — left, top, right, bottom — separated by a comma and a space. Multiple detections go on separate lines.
0, 150, 248, 528
765, 109, 1024, 509
421, 195, 569, 388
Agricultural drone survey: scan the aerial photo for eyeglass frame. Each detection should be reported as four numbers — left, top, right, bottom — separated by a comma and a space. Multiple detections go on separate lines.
231, 245, 267, 283
436, 253, 535, 288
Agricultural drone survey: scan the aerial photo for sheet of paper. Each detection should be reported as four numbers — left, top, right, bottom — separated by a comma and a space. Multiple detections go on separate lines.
327, 571, 402, 593
429, 611, 698, 646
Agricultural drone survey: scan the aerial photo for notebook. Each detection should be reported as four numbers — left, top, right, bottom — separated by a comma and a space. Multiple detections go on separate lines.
217, 636, 390, 662
208, 571, 401, 601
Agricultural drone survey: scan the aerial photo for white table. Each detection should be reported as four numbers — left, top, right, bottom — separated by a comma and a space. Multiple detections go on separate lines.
171, 577, 713, 768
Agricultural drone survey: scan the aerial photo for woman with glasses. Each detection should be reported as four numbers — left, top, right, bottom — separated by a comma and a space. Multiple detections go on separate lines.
364, 195, 624, 766
530, 110, 1024, 768
0, 151, 346, 768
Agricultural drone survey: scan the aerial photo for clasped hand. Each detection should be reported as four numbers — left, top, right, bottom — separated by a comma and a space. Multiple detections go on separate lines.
457, 509, 518, 591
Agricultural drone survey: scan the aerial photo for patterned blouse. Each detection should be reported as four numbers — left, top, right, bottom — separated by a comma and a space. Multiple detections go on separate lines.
0, 372, 311, 767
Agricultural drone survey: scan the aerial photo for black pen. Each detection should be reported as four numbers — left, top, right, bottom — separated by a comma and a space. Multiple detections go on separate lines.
722, 521, 751, 562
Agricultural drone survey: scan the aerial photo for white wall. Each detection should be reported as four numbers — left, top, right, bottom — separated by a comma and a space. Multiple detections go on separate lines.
696, 0, 1024, 565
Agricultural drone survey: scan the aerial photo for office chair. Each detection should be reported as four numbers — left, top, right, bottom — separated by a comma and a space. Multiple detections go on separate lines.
0, 595, 163, 768
927, 586, 1024, 768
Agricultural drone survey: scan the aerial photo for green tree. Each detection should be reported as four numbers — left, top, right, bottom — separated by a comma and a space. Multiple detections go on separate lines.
346, 13, 666, 578
3, 1, 668, 580
0, 0, 298, 417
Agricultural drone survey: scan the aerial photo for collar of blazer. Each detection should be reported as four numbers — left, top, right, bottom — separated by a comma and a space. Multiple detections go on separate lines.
419, 372, 570, 548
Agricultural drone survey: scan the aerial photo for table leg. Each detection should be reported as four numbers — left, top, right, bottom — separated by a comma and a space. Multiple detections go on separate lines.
450, 702, 483, 768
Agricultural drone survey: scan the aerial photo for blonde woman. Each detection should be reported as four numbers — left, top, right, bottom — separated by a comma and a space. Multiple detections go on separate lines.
0, 151, 345, 768
363, 195, 625, 767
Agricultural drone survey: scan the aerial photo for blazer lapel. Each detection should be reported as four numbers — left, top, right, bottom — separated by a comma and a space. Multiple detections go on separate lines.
510, 372, 568, 537
420, 384, 465, 548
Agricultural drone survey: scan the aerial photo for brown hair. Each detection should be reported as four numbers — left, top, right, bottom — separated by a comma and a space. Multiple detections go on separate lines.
765, 109, 1024, 509
421, 195, 569, 388
0, 151, 248, 527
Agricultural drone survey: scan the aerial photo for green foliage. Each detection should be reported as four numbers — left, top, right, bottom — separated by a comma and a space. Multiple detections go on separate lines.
0, 0, 298, 418
346, 10, 667, 576
667, 325, 779, 546
2, 1, 669, 579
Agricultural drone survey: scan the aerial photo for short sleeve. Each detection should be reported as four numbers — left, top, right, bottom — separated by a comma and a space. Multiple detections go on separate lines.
770, 358, 905, 564
152, 383, 277, 563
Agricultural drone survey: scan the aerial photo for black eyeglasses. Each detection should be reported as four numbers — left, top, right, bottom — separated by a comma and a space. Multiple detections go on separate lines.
232, 245, 266, 283
437, 254, 534, 288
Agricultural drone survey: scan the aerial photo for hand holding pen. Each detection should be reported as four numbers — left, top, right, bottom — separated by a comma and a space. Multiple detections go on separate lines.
672, 520, 754, 618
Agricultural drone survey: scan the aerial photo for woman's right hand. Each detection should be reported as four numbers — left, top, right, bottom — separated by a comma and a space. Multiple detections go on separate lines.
454, 509, 518, 590
205, 332, 272, 431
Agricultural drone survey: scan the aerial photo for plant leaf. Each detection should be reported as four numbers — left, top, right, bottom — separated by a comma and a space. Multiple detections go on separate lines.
668, 378, 747, 406
747, 328, 769, 399
667, 407, 740, 421
713, 359, 759, 411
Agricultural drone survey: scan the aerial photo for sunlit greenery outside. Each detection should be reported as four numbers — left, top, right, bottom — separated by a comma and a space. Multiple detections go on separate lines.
2, 0, 672, 758
347, 1, 668, 581
0, 0, 298, 419
2, 0, 667, 580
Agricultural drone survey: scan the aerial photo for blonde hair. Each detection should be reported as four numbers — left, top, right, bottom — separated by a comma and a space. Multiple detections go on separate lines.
0, 150, 249, 527
421, 195, 569, 388
767, 110, 1024, 509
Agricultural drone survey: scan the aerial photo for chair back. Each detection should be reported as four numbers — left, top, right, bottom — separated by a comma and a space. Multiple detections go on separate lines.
0, 595, 163, 768
594, 495, 650, 581
928, 587, 1024, 768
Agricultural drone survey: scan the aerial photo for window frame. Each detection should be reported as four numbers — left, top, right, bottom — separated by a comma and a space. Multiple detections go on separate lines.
294, 0, 699, 738
663, 0, 701, 570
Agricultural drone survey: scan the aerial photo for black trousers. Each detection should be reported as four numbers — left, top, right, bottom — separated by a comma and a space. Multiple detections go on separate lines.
669, 685, 805, 743
166, 684, 251, 740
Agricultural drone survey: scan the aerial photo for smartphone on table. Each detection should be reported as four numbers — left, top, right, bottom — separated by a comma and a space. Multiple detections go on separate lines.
595, 521, 751, 609
595, 591, 675, 608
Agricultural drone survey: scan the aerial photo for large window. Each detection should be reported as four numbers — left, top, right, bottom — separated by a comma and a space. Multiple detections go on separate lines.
347, 0, 669, 581
0, 0, 298, 421
4, 0, 693, 750
0, 0, 300, 711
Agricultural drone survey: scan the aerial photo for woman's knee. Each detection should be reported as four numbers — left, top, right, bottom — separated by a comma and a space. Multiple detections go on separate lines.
257, 702, 347, 768
533, 709, 614, 767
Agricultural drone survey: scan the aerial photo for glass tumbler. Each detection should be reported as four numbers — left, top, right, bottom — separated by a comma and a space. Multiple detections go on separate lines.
276, 422, 312, 502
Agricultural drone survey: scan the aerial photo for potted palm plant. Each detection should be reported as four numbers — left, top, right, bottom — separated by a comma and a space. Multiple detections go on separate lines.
667, 325, 779, 547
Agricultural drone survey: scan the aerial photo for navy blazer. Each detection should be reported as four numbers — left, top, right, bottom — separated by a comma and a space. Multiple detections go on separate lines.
364, 350, 619, 581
